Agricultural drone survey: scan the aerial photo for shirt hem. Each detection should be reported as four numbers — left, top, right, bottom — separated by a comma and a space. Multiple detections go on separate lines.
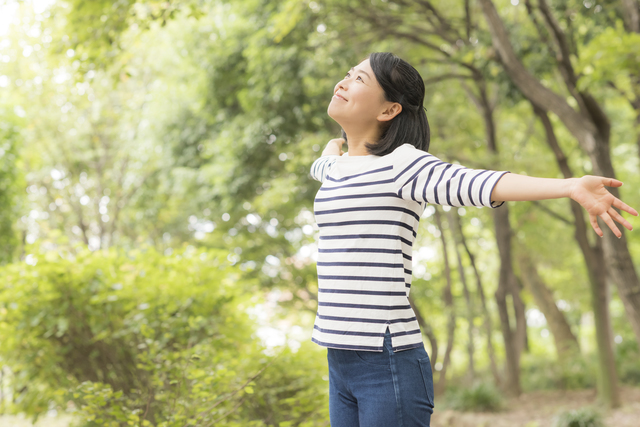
312, 337, 424, 353
392, 342, 425, 352
312, 337, 384, 352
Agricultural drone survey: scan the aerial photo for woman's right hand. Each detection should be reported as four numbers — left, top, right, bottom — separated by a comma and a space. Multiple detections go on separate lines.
569, 175, 638, 238
322, 138, 346, 156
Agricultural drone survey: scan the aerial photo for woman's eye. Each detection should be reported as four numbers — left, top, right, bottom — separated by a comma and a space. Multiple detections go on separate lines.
345, 73, 350, 78
356, 76, 363, 82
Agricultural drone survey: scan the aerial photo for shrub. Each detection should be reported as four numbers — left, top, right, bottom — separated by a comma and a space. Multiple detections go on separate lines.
521, 355, 596, 392
615, 337, 640, 386
552, 407, 604, 427
0, 247, 329, 426
445, 382, 503, 412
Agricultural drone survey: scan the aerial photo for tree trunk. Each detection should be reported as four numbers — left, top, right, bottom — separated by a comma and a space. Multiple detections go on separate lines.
532, 104, 621, 407
479, 0, 640, 367
453, 211, 502, 386
634, 99, 640, 164
434, 208, 456, 395
622, 0, 640, 33
515, 250, 580, 357
409, 295, 439, 372
448, 209, 475, 380
492, 207, 523, 396
589, 251, 621, 407
464, 78, 526, 396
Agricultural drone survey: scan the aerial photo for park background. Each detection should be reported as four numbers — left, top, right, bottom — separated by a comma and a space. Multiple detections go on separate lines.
1, 0, 640, 426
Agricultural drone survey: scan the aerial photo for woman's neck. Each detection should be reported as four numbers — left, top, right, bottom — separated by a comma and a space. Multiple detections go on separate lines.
344, 129, 379, 156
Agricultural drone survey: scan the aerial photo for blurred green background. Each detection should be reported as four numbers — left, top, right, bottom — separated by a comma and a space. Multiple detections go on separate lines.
1, 0, 640, 426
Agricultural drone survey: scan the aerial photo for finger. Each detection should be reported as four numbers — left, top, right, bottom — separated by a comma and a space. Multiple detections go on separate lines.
602, 178, 623, 188
612, 198, 639, 216
608, 208, 633, 231
600, 211, 622, 238
590, 214, 603, 237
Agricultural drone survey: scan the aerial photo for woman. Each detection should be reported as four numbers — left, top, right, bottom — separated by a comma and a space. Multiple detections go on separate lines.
309, 52, 636, 427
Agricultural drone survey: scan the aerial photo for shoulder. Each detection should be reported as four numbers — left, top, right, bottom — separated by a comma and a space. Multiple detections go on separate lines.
387, 143, 434, 165
390, 143, 430, 157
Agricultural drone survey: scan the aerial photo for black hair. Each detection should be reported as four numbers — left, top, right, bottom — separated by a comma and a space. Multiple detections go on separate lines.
364, 52, 430, 156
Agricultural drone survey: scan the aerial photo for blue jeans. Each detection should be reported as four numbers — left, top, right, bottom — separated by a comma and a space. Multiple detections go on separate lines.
327, 328, 435, 426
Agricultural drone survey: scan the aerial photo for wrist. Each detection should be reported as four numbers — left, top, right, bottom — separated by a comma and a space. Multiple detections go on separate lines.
567, 177, 580, 200
322, 146, 340, 156
321, 139, 345, 156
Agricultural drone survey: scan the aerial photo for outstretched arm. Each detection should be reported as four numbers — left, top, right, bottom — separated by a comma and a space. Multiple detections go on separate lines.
491, 173, 638, 238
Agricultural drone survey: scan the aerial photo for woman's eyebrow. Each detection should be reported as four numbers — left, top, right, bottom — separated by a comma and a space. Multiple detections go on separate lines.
349, 67, 371, 79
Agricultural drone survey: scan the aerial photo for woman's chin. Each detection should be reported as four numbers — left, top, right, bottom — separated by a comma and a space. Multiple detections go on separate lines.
327, 103, 344, 122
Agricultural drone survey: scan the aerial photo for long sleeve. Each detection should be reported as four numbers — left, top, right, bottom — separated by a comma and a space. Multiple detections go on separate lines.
393, 145, 509, 208
310, 155, 339, 183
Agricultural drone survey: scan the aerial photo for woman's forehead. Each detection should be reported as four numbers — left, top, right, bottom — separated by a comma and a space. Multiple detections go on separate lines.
355, 58, 371, 70
348, 60, 372, 76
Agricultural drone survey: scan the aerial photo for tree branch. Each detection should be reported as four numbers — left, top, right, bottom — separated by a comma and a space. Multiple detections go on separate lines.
477, 0, 597, 151
206, 397, 246, 426
622, 0, 640, 33
348, 1, 471, 66
536, 0, 588, 109
606, 80, 636, 106
414, 0, 457, 38
424, 73, 474, 85
197, 358, 275, 419
459, 81, 482, 110
464, 0, 472, 41
537, 0, 611, 140
530, 201, 573, 225
523, 0, 554, 55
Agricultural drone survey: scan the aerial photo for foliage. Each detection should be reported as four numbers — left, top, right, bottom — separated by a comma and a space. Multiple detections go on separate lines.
0, 248, 329, 425
615, 338, 640, 386
577, 23, 640, 95
552, 407, 604, 427
0, 108, 22, 263
443, 382, 504, 413
71, 342, 330, 426
521, 355, 597, 392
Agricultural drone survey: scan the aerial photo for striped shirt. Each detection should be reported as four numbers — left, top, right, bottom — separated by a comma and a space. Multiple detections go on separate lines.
309, 143, 508, 352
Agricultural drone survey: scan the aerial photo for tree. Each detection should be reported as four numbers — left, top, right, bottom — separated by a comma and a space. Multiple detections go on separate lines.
477, 0, 629, 406
433, 207, 457, 394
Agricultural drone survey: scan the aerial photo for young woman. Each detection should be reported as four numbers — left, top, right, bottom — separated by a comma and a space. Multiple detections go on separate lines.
309, 52, 637, 427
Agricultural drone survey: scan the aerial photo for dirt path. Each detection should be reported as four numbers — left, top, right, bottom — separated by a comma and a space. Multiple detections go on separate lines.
432, 386, 640, 427
1, 387, 639, 426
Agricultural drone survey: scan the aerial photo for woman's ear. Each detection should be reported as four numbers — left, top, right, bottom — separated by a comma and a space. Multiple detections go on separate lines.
377, 102, 402, 122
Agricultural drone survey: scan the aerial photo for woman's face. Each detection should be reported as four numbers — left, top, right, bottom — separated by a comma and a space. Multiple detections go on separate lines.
327, 58, 391, 129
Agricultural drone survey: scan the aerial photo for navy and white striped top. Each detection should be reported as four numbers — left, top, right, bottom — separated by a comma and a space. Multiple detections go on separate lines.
310, 143, 508, 352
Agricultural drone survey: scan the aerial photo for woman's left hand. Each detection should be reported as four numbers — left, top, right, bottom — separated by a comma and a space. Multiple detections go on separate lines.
569, 176, 638, 238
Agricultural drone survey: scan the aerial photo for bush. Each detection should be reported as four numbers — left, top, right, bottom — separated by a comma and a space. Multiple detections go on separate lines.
521, 355, 596, 392
552, 407, 604, 427
444, 382, 503, 412
615, 338, 640, 386
0, 247, 329, 426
